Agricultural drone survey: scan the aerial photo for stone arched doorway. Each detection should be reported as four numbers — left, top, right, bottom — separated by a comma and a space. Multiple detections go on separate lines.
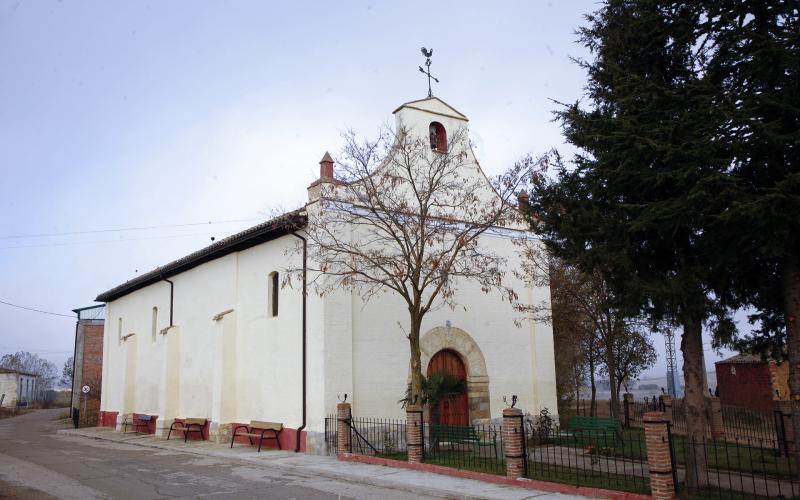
427, 349, 469, 425
418, 326, 490, 421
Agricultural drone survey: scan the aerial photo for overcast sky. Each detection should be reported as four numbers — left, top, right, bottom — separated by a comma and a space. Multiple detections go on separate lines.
0, 0, 734, 384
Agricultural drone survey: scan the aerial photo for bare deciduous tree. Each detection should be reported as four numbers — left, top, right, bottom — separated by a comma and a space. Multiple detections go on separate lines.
517, 246, 656, 420
291, 123, 544, 402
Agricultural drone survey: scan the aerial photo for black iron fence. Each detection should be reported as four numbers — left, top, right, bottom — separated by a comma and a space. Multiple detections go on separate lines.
720, 404, 781, 447
324, 414, 337, 455
323, 407, 798, 499
674, 434, 799, 498
324, 415, 407, 458
424, 419, 504, 475
525, 423, 651, 495
624, 397, 789, 447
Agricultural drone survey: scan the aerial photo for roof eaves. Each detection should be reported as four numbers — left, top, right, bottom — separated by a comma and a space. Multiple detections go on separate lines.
95, 211, 307, 303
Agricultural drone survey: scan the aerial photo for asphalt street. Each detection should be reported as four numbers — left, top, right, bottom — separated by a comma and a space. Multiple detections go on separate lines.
0, 409, 435, 499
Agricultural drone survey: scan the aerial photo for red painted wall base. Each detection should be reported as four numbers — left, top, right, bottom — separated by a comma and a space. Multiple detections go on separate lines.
98, 410, 118, 428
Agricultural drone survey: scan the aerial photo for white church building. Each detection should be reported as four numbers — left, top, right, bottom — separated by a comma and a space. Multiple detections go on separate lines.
96, 97, 557, 453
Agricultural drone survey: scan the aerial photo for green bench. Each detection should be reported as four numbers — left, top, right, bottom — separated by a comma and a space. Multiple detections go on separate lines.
430, 424, 498, 458
567, 416, 622, 436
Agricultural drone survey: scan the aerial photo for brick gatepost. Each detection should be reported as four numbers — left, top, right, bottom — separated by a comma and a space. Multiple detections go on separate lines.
406, 404, 424, 463
336, 402, 352, 455
623, 393, 634, 427
644, 412, 676, 500
709, 396, 725, 440
661, 394, 673, 423
502, 407, 526, 479
774, 400, 795, 455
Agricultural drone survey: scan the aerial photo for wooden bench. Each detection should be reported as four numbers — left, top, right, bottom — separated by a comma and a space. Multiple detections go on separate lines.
567, 416, 622, 436
167, 418, 208, 442
230, 421, 283, 452
122, 414, 153, 434
430, 424, 498, 458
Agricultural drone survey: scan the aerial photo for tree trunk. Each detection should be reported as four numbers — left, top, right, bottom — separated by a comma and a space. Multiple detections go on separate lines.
782, 254, 800, 452
607, 348, 620, 420
408, 311, 424, 405
681, 315, 708, 488
589, 351, 597, 417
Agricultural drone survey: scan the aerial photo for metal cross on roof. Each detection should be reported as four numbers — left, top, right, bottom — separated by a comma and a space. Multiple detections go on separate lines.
418, 47, 439, 98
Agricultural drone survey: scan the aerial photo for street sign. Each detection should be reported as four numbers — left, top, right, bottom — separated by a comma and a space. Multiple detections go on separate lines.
82, 385, 90, 394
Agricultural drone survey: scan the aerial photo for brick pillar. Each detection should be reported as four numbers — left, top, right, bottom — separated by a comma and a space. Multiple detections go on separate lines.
709, 396, 724, 440
644, 412, 676, 500
336, 402, 351, 454
502, 407, 526, 479
623, 393, 633, 428
662, 394, 673, 423
774, 400, 795, 455
406, 405, 424, 463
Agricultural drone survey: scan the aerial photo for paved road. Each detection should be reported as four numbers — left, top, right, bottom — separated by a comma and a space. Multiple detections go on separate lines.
0, 409, 435, 499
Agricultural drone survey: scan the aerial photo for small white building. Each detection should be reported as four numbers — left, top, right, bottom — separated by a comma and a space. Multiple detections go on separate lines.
0, 368, 38, 408
96, 97, 558, 452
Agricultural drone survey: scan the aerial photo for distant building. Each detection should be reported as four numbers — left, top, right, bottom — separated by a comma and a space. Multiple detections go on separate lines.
0, 368, 38, 408
71, 305, 105, 427
715, 353, 788, 410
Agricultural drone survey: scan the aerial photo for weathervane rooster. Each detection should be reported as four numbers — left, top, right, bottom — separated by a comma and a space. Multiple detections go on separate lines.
419, 47, 439, 98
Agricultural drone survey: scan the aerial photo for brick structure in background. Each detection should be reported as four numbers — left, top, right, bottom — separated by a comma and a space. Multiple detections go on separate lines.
643, 411, 676, 500
502, 407, 525, 479
71, 311, 105, 427
715, 353, 789, 410
406, 405, 424, 463
336, 401, 351, 455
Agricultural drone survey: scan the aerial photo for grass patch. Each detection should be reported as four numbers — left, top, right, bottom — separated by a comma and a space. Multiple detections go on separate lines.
543, 428, 796, 480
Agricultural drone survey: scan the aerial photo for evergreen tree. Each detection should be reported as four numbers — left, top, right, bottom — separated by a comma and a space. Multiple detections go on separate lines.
703, 0, 800, 444
529, 1, 734, 486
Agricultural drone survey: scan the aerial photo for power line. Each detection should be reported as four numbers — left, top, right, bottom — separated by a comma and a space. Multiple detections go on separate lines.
0, 231, 229, 250
0, 217, 264, 240
0, 300, 74, 318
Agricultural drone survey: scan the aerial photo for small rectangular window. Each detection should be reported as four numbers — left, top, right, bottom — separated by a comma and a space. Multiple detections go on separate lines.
269, 272, 279, 317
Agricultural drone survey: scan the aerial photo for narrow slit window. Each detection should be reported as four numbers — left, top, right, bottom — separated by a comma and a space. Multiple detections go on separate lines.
269, 272, 279, 317
151, 307, 158, 341
118, 317, 123, 342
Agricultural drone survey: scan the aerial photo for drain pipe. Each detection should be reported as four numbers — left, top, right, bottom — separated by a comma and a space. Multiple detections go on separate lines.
161, 275, 174, 327
290, 231, 307, 452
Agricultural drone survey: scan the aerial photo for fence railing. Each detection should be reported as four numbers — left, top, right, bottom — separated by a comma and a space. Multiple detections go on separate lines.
675, 434, 799, 498
324, 415, 407, 458
325, 403, 798, 500
720, 404, 781, 446
623, 397, 789, 447
424, 419, 504, 475
526, 424, 651, 495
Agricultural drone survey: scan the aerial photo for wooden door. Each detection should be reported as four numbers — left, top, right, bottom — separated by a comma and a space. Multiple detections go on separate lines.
427, 349, 469, 426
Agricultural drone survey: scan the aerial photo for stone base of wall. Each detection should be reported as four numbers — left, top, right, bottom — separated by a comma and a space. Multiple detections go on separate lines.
212, 422, 233, 444
304, 431, 326, 455
155, 419, 174, 438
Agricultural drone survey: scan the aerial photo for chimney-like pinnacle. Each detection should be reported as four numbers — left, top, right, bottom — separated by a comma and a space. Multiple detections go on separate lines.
320, 152, 334, 179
